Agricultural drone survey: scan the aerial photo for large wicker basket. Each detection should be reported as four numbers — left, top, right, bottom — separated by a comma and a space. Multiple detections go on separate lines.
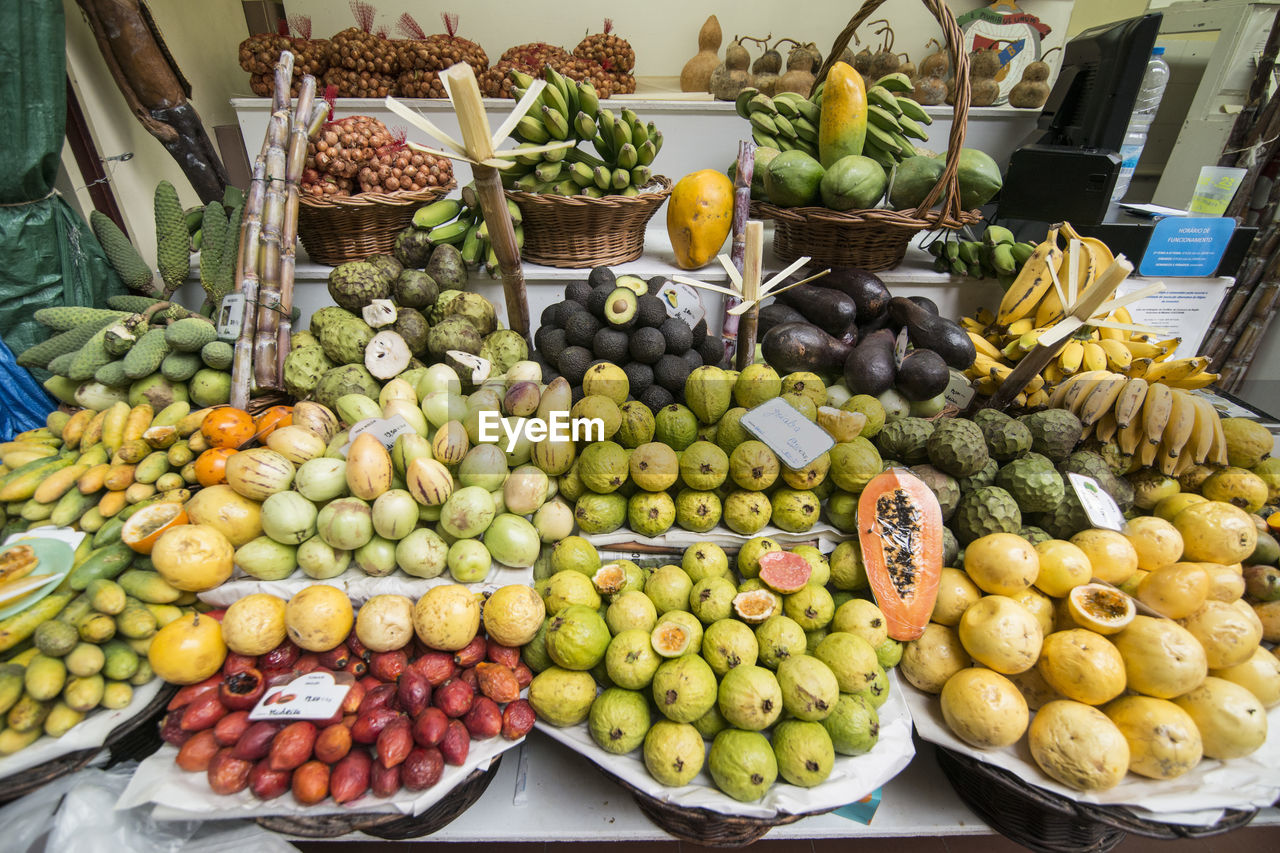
934, 745, 1257, 853
0, 684, 176, 804
505, 177, 672, 268
298, 183, 455, 266
255, 756, 500, 840
753, 0, 982, 270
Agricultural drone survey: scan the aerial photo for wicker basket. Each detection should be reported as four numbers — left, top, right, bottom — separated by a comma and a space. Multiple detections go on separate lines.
505, 177, 672, 268
0, 684, 176, 804
934, 746, 1257, 853
298, 183, 455, 266
753, 0, 982, 270
598, 764, 831, 847
255, 756, 500, 840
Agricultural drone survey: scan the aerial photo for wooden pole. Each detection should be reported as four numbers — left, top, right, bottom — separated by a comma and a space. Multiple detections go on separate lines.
443, 64, 530, 337
735, 221, 765, 369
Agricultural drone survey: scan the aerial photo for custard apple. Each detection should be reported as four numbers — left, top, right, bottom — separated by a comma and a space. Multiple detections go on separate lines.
283, 345, 334, 399
875, 417, 935, 464
951, 485, 1022, 544
320, 316, 375, 365
1019, 409, 1083, 462
995, 453, 1064, 514
927, 418, 989, 478
327, 261, 391, 313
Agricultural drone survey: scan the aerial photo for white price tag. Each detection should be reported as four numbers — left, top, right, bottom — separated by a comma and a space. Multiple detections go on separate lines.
740, 397, 836, 471
342, 414, 415, 455
656, 281, 706, 326
216, 293, 247, 343
1068, 473, 1126, 532
894, 328, 911, 368
248, 671, 352, 721
945, 372, 977, 411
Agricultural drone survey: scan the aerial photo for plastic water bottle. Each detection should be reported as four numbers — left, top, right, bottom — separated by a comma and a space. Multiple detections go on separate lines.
1111, 47, 1170, 202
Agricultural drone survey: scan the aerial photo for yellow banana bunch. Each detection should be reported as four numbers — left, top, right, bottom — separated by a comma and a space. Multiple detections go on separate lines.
995, 227, 1063, 325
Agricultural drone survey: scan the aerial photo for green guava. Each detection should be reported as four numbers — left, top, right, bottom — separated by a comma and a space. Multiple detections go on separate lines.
605, 590, 658, 636
777, 655, 840, 721
875, 638, 904, 669
730, 441, 781, 491
689, 577, 737, 624
629, 442, 680, 491
737, 536, 783, 579
701, 619, 760, 677
578, 441, 630, 493
682, 541, 730, 583
644, 564, 693, 615
605, 629, 663, 690
783, 585, 836, 631
772, 720, 836, 787
831, 598, 889, 648
651, 654, 718, 723
828, 540, 869, 590
805, 628, 829, 655
675, 489, 723, 533
822, 692, 880, 755
679, 441, 730, 491
814, 632, 881, 694
528, 666, 598, 726
574, 492, 628, 534
770, 488, 821, 533
709, 729, 778, 801
643, 721, 705, 787
855, 665, 891, 710
692, 703, 730, 740
790, 545, 831, 587
588, 687, 651, 754
628, 490, 676, 537
754, 615, 808, 670
723, 490, 772, 534
717, 664, 783, 731
542, 569, 603, 615
546, 604, 611, 670
521, 618, 553, 673
716, 407, 751, 454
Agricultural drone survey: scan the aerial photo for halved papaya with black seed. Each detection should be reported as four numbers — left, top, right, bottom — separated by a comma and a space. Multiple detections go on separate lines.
857, 468, 943, 641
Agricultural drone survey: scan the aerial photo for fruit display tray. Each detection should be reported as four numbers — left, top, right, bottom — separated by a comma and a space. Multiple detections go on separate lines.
533, 669, 914, 822
118, 723, 524, 821
903, 683, 1280, 820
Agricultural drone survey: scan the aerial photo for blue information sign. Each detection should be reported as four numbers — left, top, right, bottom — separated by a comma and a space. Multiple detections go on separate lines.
1138, 216, 1234, 277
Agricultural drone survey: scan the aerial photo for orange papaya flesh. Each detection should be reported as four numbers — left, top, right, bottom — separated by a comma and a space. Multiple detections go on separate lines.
857, 468, 943, 641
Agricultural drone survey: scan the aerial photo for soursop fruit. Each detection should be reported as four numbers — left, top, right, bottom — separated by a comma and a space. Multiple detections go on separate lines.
982, 417, 1032, 462
164, 317, 218, 353
1019, 409, 1083, 462
284, 345, 335, 399
320, 316, 375, 365
327, 262, 392, 313
926, 419, 989, 478
957, 457, 999, 492
875, 418, 935, 464
313, 364, 381, 411
160, 350, 202, 382
201, 340, 233, 370
951, 485, 1022, 544
909, 464, 960, 520
995, 453, 1064, 514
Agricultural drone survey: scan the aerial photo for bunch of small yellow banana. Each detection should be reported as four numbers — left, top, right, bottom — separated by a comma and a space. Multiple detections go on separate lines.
960, 221, 1220, 405
1046, 371, 1228, 475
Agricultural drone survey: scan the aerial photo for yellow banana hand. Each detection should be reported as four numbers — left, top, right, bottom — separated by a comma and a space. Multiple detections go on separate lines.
996, 227, 1062, 325
1081, 341, 1109, 373
1142, 382, 1174, 448
1144, 356, 1211, 384
1113, 378, 1148, 429
1058, 340, 1085, 375
1097, 338, 1133, 372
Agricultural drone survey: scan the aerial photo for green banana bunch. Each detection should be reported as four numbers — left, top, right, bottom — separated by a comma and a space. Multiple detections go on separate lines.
410, 189, 525, 269
862, 73, 933, 171
505, 65, 663, 197
926, 229, 1037, 287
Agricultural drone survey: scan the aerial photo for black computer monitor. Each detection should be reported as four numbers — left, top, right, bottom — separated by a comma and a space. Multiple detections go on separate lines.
1030, 12, 1163, 151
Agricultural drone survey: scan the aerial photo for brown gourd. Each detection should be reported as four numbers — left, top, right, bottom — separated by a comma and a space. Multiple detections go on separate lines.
853, 33, 874, 77
1008, 47, 1060, 109
913, 39, 948, 106
776, 43, 817, 96
969, 46, 1001, 106
681, 15, 722, 93
868, 21, 901, 80
897, 52, 916, 81
918, 38, 950, 80
749, 36, 784, 96
709, 35, 753, 100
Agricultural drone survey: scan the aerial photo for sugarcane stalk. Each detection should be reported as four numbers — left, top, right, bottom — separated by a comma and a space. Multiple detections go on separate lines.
231, 156, 267, 410
276, 76, 319, 381
722, 140, 755, 365
735, 221, 765, 369
271, 51, 294, 114
254, 113, 290, 390
443, 63, 530, 336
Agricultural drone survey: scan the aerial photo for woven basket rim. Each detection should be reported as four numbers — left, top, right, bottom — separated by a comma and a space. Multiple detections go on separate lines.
299, 181, 456, 210
754, 199, 984, 231
935, 746, 1258, 840
505, 175, 672, 208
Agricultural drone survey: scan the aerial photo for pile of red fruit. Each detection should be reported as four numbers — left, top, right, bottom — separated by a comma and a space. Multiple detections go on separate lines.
160, 631, 534, 806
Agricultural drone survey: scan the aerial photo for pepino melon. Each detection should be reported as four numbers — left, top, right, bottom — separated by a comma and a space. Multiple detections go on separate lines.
857, 468, 943, 640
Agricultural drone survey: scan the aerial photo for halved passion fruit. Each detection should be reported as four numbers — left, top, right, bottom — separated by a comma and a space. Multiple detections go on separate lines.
1067, 583, 1136, 635
121, 502, 189, 554
732, 589, 779, 625
651, 621, 692, 658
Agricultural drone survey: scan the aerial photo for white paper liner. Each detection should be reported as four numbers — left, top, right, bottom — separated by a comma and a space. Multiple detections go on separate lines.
586, 521, 850, 557
535, 669, 915, 819
0, 680, 163, 780
904, 682, 1280, 827
198, 563, 534, 608
118, 729, 523, 820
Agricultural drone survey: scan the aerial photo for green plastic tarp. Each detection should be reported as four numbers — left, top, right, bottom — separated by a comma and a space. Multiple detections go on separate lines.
0, 0, 122, 365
